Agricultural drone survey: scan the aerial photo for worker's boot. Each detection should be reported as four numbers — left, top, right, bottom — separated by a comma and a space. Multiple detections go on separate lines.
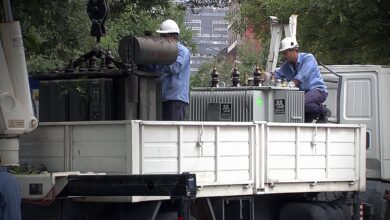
316, 108, 331, 123
305, 113, 318, 123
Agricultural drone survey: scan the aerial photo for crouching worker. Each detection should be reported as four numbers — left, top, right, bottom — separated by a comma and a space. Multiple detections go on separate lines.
275, 37, 331, 123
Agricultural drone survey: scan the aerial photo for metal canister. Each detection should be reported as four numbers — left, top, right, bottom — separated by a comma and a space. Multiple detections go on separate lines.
119, 35, 178, 65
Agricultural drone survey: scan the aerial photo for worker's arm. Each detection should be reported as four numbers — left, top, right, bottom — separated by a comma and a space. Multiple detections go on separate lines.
167, 45, 189, 74
274, 62, 288, 79
274, 69, 284, 79
151, 45, 189, 75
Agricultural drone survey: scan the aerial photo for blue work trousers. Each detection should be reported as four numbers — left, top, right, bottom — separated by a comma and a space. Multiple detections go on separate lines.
162, 100, 188, 121
305, 89, 328, 114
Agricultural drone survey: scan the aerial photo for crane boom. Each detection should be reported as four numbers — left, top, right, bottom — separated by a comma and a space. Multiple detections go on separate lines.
0, 0, 38, 165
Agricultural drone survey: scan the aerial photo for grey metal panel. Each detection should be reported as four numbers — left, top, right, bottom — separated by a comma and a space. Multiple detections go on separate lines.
20, 125, 66, 171
71, 124, 127, 173
287, 91, 305, 123
322, 75, 339, 121
190, 88, 304, 123
190, 90, 257, 121
341, 73, 378, 178
345, 79, 371, 117
18, 120, 365, 199
321, 65, 390, 179
272, 90, 304, 122
72, 157, 127, 174
378, 69, 390, 179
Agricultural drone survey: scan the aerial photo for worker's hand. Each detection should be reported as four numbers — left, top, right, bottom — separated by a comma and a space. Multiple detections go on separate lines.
287, 81, 296, 88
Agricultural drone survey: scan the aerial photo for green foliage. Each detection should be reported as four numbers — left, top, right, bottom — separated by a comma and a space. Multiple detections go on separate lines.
234, 0, 390, 65
9, 1, 93, 72
192, 40, 266, 87
1, 0, 195, 73
182, 0, 229, 10
235, 40, 267, 82
190, 62, 214, 87
101, 3, 196, 59
191, 59, 235, 87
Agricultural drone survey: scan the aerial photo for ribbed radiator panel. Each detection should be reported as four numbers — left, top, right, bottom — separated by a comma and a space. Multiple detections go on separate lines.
190, 90, 254, 121
189, 88, 305, 122
287, 91, 305, 123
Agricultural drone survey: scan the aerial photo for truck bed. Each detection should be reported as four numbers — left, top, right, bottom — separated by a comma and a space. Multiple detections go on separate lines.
19, 120, 366, 201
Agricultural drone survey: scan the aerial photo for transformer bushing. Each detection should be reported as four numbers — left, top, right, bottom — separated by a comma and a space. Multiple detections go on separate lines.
88, 56, 98, 71
99, 55, 107, 71
105, 50, 115, 70
231, 64, 240, 87
210, 66, 219, 87
253, 65, 262, 86
79, 58, 88, 72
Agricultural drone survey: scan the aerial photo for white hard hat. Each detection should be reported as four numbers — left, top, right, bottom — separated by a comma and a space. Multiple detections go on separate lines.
279, 37, 299, 52
156, 19, 180, 34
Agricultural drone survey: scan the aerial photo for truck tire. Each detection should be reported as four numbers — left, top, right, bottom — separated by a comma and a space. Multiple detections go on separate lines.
156, 212, 196, 220
279, 202, 345, 220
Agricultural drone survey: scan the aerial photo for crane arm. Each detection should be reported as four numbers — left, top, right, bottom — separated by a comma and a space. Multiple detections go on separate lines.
0, 21, 37, 135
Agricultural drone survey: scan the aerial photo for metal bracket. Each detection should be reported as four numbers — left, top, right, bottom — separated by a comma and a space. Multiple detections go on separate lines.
268, 179, 278, 187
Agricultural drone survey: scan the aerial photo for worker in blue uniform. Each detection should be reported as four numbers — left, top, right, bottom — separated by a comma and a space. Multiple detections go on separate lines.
150, 19, 191, 121
0, 166, 21, 220
275, 37, 331, 123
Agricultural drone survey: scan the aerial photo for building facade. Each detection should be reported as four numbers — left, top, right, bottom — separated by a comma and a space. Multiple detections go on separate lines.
227, 0, 261, 58
185, 7, 229, 74
227, 0, 240, 54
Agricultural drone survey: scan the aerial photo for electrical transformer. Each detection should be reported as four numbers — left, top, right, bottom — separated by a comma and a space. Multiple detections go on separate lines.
189, 87, 305, 123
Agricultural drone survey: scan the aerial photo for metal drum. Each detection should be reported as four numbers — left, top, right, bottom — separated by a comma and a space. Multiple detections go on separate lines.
119, 35, 178, 65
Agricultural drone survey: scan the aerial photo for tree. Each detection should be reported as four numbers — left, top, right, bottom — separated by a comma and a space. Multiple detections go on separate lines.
182, 0, 229, 9
0, 0, 196, 73
6, 1, 93, 72
100, 3, 196, 59
193, 39, 265, 87
233, 0, 390, 65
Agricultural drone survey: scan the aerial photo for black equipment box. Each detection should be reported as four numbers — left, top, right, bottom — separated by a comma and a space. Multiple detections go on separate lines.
39, 78, 115, 122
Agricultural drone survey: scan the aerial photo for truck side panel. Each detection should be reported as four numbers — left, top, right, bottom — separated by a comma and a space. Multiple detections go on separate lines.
19, 121, 365, 201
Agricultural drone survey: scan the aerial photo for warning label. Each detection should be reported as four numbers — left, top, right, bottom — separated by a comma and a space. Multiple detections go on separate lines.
9, 120, 25, 128
274, 99, 286, 114
220, 103, 232, 120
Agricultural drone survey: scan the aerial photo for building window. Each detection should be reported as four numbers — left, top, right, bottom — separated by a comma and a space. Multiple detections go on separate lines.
190, 67, 199, 72
212, 20, 228, 25
186, 19, 201, 24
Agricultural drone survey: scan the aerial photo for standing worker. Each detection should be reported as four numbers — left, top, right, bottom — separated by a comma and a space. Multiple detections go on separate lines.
0, 166, 21, 220
275, 37, 331, 123
151, 19, 191, 121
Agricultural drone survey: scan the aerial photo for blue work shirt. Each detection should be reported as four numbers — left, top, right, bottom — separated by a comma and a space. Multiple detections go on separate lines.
151, 42, 191, 104
0, 167, 21, 220
275, 52, 327, 92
